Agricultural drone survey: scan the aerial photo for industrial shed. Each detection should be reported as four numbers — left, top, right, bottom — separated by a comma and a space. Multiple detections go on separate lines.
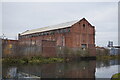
18, 18, 96, 57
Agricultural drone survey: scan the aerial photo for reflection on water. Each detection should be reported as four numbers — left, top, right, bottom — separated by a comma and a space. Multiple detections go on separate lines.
95, 59, 119, 79
2, 59, 119, 79
96, 59, 119, 68
7, 67, 17, 78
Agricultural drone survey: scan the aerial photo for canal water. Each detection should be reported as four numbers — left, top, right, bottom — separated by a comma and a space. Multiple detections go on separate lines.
2, 59, 120, 80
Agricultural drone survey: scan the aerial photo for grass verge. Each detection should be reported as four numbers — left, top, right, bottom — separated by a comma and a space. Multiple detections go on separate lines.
96, 55, 119, 60
2, 57, 64, 64
111, 73, 120, 80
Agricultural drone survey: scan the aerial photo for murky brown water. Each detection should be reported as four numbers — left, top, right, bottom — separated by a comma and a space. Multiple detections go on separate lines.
2, 59, 119, 80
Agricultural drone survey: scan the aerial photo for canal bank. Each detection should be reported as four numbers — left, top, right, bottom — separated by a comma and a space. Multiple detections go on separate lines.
2, 55, 119, 65
2, 57, 65, 65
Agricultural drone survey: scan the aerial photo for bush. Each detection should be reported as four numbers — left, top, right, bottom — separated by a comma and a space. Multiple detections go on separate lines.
111, 73, 120, 80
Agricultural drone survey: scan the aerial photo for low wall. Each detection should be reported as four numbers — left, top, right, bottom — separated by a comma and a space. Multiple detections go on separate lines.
2, 43, 42, 58
2, 40, 96, 58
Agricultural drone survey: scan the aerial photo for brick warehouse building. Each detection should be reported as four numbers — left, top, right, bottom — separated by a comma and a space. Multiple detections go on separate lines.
2, 39, 19, 57
18, 18, 96, 57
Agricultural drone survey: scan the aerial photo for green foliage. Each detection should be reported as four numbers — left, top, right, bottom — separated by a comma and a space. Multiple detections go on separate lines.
63, 47, 70, 54
95, 48, 119, 60
76, 49, 82, 57
63, 47, 90, 58
2, 57, 64, 64
96, 55, 119, 60
75, 48, 90, 57
111, 73, 120, 80
96, 48, 110, 56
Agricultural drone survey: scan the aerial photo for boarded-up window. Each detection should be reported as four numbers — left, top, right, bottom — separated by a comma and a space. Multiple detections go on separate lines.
76, 35, 79, 46
82, 34, 86, 42
88, 34, 93, 44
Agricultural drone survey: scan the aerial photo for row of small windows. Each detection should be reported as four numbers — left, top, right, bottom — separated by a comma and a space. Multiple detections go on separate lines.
20, 28, 70, 39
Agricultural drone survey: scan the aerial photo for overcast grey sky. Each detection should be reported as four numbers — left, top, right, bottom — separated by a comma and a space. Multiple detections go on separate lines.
2, 2, 118, 47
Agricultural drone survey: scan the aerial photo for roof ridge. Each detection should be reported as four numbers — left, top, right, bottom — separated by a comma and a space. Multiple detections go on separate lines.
20, 19, 82, 35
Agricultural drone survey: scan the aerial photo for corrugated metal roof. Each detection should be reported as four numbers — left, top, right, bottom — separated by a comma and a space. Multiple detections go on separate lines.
20, 20, 79, 35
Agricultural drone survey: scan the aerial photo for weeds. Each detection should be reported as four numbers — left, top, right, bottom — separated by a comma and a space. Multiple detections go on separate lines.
2, 57, 64, 64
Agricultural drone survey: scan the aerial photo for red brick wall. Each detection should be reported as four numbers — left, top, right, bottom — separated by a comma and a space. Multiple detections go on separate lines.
19, 18, 96, 56
2, 39, 19, 57
19, 19, 95, 48
42, 40, 56, 57
70, 18, 95, 48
